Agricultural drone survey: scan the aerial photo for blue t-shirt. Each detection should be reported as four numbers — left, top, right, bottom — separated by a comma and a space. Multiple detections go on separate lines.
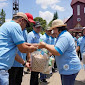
0, 21, 25, 70
77, 36, 85, 57
54, 30, 81, 75
73, 37, 77, 42
27, 30, 41, 43
12, 29, 27, 67
40, 33, 51, 44
50, 36, 55, 45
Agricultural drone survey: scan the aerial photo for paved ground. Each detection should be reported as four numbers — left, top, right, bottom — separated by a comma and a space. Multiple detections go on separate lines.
21, 66, 85, 85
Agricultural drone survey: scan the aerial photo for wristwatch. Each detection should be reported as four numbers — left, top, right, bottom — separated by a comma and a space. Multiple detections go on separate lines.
23, 62, 26, 66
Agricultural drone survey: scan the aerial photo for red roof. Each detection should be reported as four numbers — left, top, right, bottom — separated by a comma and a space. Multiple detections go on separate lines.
71, 0, 85, 6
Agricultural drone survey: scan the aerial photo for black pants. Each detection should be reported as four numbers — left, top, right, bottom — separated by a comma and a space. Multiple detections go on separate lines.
54, 55, 57, 68
77, 50, 82, 60
30, 71, 39, 85
8, 67, 23, 85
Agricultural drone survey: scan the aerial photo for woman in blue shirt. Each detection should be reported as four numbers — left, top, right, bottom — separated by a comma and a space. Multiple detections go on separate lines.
37, 19, 81, 85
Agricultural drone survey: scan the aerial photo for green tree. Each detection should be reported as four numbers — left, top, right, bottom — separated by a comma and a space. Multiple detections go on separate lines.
48, 20, 52, 27
53, 11, 58, 21
0, 9, 6, 26
26, 23, 34, 33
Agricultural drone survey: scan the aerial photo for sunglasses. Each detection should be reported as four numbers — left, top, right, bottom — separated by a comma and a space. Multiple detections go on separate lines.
23, 19, 30, 28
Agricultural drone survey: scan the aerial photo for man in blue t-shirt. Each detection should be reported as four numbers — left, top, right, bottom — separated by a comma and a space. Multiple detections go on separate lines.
8, 29, 28, 85
76, 27, 85, 70
0, 12, 37, 85
27, 21, 42, 85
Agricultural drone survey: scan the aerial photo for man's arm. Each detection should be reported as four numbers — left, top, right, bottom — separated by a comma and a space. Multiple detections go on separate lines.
15, 54, 31, 69
44, 44, 60, 56
27, 52, 31, 63
17, 42, 37, 53
76, 46, 80, 52
38, 42, 60, 56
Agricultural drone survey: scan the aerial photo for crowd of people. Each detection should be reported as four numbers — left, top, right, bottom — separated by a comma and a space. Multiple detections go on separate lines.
0, 12, 84, 85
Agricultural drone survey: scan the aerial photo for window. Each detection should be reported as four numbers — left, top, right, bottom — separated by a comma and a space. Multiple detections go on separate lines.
77, 5, 80, 15
84, 7, 85, 13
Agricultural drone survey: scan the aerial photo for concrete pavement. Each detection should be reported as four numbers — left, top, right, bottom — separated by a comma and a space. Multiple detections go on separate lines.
21, 67, 85, 85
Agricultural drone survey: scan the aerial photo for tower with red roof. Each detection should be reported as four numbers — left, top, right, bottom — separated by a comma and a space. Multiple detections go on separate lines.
66, 0, 85, 32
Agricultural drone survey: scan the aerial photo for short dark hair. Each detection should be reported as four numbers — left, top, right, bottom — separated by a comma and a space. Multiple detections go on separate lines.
57, 26, 67, 32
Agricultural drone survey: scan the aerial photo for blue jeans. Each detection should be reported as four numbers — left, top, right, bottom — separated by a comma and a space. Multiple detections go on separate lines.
61, 72, 78, 85
40, 73, 46, 80
0, 70, 9, 85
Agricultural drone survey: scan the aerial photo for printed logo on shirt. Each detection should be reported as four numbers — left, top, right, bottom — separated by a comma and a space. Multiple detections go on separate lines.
34, 37, 37, 39
63, 64, 69, 70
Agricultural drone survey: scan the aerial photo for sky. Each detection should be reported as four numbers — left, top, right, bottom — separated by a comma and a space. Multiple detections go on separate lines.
0, 0, 73, 24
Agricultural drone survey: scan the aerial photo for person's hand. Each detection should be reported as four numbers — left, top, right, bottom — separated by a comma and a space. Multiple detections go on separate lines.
25, 62, 31, 71
32, 43, 39, 47
24, 43, 38, 52
25, 42, 32, 46
49, 52, 52, 56
38, 42, 46, 49
28, 45, 37, 53
27, 57, 31, 63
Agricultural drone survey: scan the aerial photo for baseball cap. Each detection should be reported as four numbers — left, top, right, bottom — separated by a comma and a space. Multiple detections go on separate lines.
25, 13, 35, 24
33, 21, 41, 28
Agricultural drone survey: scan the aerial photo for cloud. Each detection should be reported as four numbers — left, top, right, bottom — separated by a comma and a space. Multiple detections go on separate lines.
36, 0, 65, 11
39, 11, 53, 24
51, 4, 65, 11
0, 2, 8, 9
36, 0, 59, 9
